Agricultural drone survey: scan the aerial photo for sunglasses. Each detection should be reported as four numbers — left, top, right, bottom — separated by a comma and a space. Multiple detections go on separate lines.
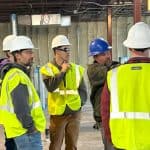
57, 47, 70, 52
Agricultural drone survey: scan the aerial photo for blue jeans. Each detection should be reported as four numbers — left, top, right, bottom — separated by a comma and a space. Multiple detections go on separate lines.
14, 132, 42, 150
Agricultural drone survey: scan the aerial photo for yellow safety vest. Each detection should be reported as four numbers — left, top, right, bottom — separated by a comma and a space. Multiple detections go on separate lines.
0, 68, 46, 138
40, 62, 84, 115
107, 63, 150, 150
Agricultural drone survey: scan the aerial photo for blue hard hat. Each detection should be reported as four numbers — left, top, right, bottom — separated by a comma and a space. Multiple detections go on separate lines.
88, 38, 112, 56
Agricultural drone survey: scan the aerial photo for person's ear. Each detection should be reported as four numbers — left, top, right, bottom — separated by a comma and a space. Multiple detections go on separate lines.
129, 48, 134, 52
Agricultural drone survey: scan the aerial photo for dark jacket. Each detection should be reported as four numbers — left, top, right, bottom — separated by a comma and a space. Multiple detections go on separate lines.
87, 60, 119, 122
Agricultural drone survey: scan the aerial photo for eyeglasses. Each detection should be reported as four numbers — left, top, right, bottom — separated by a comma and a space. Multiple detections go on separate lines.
57, 47, 70, 52
21, 49, 34, 55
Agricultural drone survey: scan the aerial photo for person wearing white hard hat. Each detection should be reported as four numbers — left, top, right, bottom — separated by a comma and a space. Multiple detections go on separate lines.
101, 22, 150, 150
0, 35, 46, 150
10, 36, 36, 71
40, 35, 87, 150
2, 34, 16, 62
0, 34, 17, 150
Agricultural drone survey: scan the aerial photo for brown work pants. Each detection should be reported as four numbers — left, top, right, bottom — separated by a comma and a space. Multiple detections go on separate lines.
49, 111, 81, 150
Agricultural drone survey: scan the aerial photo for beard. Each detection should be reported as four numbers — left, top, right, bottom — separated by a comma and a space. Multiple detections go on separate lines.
25, 59, 33, 67
105, 58, 111, 66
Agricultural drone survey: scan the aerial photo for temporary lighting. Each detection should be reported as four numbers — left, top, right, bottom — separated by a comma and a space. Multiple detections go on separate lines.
148, 0, 150, 11
61, 16, 71, 27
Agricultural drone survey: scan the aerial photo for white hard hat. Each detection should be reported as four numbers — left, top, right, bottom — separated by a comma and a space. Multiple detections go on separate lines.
2, 34, 17, 51
10, 35, 35, 52
123, 22, 150, 49
51, 35, 71, 49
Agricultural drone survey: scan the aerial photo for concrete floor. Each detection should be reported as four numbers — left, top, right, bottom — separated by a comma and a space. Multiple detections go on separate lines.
0, 103, 104, 150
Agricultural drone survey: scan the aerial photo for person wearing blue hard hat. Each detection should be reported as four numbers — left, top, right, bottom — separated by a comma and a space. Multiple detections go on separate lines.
87, 38, 112, 128
87, 37, 119, 150
88, 38, 112, 57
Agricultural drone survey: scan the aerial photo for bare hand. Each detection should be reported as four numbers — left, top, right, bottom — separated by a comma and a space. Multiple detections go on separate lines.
61, 62, 70, 72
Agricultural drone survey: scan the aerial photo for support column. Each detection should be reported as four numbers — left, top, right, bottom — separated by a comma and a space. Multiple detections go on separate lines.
107, 7, 112, 58
133, 0, 141, 23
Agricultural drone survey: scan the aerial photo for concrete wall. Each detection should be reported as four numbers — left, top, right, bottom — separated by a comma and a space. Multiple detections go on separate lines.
1, 20, 109, 67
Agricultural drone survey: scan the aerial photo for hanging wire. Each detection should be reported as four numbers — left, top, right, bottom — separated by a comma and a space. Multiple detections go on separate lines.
85, 1, 133, 7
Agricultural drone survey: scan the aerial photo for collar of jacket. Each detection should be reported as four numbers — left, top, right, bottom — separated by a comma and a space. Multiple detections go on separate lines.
13, 63, 30, 77
127, 57, 150, 63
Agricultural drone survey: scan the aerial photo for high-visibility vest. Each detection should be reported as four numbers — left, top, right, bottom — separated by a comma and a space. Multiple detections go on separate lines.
107, 63, 150, 150
40, 62, 84, 115
0, 68, 46, 138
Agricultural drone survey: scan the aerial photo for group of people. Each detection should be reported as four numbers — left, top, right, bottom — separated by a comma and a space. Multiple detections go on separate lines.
0, 21, 150, 150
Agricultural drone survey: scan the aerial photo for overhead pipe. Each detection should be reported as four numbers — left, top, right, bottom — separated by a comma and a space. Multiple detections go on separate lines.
11, 14, 17, 35
0, 1, 80, 6
148, 0, 150, 11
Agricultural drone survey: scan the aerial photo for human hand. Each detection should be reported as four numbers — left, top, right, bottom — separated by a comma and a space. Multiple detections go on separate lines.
61, 61, 70, 73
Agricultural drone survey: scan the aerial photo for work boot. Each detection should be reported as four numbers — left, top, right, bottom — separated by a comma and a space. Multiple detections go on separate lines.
93, 122, 101, 129
45, 128, 50, 142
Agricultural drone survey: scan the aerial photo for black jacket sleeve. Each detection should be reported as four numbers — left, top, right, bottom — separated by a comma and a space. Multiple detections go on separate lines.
78, 78, 87, 106
11, 84, 35, 134
43, 72, 65, 92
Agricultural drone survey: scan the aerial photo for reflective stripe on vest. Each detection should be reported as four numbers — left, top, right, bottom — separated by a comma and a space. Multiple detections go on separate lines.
53, 89, 78, 95
110, 68, 119, 112
110, 112, 150, 119
110, 67, 150, 120
75, 65, 80, 87
0, 101, 41, 112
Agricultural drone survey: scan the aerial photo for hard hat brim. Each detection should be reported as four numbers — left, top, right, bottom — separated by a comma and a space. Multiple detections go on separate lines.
88, 46, 112, 57
123, 40, 150, 49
